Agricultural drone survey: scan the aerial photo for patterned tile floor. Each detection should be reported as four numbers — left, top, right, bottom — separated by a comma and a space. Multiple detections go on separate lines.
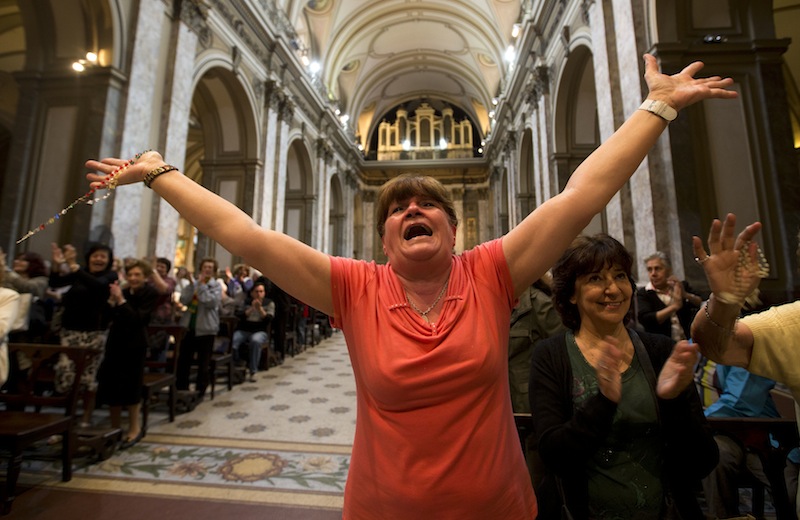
16, 331, 355, 510
150, 330, 356, 445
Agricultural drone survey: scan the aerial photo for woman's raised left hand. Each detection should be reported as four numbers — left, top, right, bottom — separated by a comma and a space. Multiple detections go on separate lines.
656, 340, 699, 399
642, 53, 738, 113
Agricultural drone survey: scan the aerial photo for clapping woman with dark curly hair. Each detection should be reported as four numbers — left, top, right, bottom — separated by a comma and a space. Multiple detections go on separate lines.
529, 234, 718, 519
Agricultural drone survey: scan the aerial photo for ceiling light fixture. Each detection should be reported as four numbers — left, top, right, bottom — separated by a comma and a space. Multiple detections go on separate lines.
504, 45, 515, 63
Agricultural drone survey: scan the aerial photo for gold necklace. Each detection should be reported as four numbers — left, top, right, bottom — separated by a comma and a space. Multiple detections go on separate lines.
405, 280, 449, 323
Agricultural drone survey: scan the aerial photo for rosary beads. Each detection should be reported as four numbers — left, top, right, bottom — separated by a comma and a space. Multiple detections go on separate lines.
715, 240, 770, 307
16, 150, 151, 244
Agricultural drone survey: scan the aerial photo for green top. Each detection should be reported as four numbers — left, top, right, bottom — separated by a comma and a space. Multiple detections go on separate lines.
567, 331, 664, 519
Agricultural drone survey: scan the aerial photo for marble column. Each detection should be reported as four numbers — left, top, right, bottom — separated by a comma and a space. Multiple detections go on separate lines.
108, 0, 169, 259
533, 67, 554, 205
612, 0, 659, 275
321, 159, 333, 254
314, 139, 329, 251
589, 0, 624, 239
259, 84, 280, 230
527, 102, 544, 209
272, 100, 293, 232
156, 7, 201, 260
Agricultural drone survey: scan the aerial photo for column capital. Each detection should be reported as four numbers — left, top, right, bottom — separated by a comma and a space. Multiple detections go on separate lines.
264, 80, 282, 110
279, 98, 295, 123
178, 0, 210, 44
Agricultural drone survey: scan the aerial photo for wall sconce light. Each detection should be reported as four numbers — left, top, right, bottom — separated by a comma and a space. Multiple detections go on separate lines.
511, 24, 521, 38
72, 51, 99, 72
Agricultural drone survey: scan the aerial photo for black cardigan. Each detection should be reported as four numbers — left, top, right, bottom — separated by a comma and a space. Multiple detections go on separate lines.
529, 329, 718, 519
636, 282, 698, 339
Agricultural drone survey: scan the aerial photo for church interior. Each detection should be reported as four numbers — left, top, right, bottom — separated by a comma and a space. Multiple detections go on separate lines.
1, 0, 800, 518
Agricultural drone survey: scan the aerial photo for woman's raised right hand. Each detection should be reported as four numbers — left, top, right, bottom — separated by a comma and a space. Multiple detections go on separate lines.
85, 150, 167, 191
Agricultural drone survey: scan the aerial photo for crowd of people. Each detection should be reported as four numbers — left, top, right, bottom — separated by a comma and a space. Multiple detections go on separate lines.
1, 54, 798, 519
0, 245, 309, 447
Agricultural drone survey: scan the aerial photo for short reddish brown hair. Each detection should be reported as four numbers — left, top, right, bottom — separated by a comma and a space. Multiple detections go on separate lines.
375, 174, 458, 237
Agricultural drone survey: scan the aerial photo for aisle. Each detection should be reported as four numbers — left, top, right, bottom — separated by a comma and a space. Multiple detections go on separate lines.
8, 332, 354, 519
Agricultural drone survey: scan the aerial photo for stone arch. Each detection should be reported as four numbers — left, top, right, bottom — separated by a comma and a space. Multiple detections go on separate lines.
284, 138, 315, 245
553, 45, 603, 234
180, 66, 259, 269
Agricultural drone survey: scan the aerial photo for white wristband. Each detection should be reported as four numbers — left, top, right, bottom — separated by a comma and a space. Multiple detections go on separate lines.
639, 99, 677, 122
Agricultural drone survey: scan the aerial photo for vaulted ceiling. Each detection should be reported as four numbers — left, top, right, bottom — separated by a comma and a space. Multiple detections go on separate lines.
285, 0, 522, 147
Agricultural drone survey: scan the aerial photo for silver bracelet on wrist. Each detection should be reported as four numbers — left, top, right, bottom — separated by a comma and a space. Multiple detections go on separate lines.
703, 301, 738, 335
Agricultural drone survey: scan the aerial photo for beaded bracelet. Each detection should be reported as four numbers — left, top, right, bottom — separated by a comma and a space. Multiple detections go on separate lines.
144, 165, 179, 188
703, 301, 738, 335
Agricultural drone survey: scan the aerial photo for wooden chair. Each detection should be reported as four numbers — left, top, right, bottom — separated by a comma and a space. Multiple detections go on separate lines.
707, 408, 799, 520
0, 343, 91, 515
305, 307, 318, 348
255, 316, 278, 370
284, 304, 299, 357
142, 325, 186, 434
209, 316, 237, 399
315, 309, 333, 340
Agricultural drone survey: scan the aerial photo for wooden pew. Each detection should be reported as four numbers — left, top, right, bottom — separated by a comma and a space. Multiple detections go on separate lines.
0, 343, 91, 515
142, 325, 187, 433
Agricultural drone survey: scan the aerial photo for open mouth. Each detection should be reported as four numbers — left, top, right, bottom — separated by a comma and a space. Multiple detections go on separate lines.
404, 223, 432, 240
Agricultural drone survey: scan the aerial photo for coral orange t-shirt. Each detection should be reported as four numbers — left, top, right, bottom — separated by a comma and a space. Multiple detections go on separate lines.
330, 238, 537, 520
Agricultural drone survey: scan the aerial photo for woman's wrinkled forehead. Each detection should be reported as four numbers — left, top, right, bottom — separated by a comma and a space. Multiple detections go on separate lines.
385, 180, 439, 207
